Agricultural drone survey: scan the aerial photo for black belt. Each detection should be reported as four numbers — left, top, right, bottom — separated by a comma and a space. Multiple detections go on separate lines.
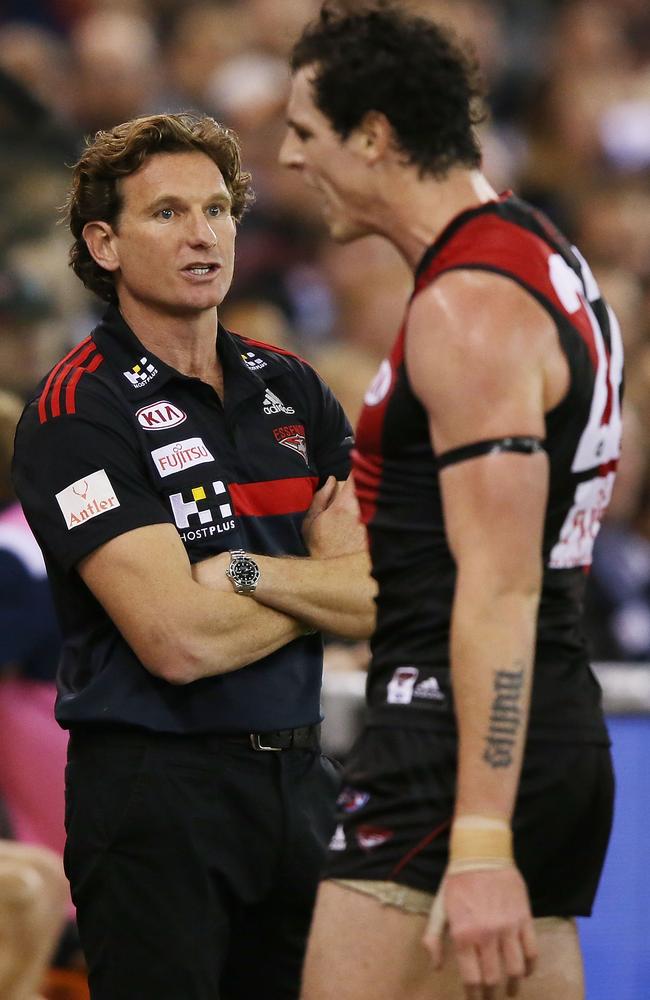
226, 724, 321, 751
69, 724, 320, 752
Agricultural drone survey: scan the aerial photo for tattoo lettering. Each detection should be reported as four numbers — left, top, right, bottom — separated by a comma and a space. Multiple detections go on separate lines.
483, 667, 524, 768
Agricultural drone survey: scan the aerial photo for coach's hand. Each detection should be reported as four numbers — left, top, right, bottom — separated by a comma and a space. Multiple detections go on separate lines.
424, 866, 537, 999
303, 475, 366, 558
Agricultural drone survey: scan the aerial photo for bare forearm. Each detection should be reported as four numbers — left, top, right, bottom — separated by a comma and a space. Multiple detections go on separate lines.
252, 551, 377, 639
187, 591, 304, 680
450, 584, 539, 820
126, 580, 304, 684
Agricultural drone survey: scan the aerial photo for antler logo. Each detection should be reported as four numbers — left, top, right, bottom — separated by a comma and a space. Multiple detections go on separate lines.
72, 480, 89, 500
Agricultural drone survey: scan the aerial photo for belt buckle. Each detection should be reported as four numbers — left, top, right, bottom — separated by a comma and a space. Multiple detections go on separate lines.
250, 732, 283, 751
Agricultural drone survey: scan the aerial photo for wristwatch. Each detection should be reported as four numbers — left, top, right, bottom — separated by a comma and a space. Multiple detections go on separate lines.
226, 549, 260, 594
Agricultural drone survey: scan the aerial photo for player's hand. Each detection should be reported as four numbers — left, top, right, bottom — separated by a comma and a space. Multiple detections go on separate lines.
423, 867, 537, 999
303, 475, 366, 558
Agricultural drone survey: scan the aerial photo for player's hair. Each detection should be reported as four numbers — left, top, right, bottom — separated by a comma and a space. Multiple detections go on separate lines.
65, 112, 254, 303
290, 1, 484, 178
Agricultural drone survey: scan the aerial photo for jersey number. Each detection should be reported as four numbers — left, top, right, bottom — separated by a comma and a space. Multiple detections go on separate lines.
547, 250, 623, 568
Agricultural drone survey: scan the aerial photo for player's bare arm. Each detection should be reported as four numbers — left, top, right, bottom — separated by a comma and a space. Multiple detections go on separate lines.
406, 269, 568, 996
79, 521, 305, 684
192, 475, 377, 639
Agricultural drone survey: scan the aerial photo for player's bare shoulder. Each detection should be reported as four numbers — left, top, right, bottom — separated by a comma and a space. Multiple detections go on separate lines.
405, 269, 569, 437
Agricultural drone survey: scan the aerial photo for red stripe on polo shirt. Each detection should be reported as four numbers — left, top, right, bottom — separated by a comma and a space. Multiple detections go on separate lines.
50, 344, 97, 418
64, 351, 104, 415
38, 337, 93, 424
229, 477, 318, 517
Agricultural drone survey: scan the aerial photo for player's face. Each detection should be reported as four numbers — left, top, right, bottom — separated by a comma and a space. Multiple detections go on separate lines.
104, 151, 236, 318
280, 67, 373, 242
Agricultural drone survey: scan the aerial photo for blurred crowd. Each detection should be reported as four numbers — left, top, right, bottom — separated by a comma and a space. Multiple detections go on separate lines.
3, 0, 650, 672
0, 0, 648, 991
1, 1, 650, 648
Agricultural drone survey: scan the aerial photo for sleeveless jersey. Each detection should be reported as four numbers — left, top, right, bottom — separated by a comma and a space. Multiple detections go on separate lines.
353, 193, 622, 741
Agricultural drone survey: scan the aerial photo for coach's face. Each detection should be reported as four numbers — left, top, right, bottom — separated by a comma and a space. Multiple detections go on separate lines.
84, 151, 236, 319
280, 67, 377, 243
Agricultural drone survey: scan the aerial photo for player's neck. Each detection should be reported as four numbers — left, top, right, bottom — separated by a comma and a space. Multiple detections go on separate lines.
384, 169, 499, 271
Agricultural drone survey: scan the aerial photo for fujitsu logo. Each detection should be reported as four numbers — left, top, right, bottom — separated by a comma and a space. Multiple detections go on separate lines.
150, 437, 214, 478
136, 400, 187, 430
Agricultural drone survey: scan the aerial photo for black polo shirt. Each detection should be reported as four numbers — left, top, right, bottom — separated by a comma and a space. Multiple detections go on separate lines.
13, 306, 352, 733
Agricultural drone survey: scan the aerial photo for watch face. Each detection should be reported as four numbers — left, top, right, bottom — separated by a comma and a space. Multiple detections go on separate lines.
233, 557, 259, 587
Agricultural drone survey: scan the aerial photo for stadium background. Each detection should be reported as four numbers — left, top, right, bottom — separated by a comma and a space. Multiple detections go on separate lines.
0, 0, 648, 996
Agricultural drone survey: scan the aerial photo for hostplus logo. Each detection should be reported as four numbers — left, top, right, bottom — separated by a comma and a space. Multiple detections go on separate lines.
123, 356, 158, 388
263, 388, 295, 415
241, 351, 267, 372
168, 480, 235, 542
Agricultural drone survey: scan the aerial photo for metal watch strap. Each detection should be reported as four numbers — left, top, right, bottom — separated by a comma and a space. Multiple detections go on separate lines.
226, 549, 260, 594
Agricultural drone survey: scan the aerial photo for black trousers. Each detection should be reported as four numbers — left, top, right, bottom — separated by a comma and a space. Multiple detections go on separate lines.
64, 729, 341, 1000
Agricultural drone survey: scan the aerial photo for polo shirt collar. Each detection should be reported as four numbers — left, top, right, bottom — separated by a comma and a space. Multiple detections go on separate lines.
91, 304, 287, 401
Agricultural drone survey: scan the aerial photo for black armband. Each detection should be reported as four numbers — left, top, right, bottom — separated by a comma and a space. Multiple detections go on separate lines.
437, 436, 545, 471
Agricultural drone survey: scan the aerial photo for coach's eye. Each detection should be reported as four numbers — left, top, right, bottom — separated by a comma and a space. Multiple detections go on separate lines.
158, 208, 174, 220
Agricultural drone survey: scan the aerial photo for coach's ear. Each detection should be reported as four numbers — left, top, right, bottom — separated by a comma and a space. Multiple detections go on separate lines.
82, 221, 120, 273
352, 110, 393, 165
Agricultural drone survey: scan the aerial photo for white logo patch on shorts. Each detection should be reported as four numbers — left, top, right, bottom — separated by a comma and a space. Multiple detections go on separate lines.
386, 666, 419, 705
56, 469, 120, 530
329, 824, 347, 851
413, 677, 445, 702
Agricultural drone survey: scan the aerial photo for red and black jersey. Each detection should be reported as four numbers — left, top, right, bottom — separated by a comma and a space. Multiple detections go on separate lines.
354, 193, 622, 740
13, 306, 352, 733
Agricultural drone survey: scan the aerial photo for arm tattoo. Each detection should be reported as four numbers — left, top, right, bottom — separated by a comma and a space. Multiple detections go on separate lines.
482, 665, 525, 769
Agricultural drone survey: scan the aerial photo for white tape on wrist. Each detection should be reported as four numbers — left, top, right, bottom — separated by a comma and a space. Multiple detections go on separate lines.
447, 814, 514, 874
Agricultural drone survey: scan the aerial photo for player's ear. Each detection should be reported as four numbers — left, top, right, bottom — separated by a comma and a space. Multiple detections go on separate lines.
82, 221, 120, 273
352, 111, 393, 164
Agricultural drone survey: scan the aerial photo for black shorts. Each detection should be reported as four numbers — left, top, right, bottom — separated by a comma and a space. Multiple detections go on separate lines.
64, 729, 341, 1000
324, 725, 614, 918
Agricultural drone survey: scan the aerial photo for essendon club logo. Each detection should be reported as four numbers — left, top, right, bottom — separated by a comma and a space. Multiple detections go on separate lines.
273, 424, 308, 465
136, 400, 187, 430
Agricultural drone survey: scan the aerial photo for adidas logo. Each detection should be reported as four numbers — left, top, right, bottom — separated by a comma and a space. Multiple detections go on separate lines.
413, 677, 445, 701
263, 388, 295, 415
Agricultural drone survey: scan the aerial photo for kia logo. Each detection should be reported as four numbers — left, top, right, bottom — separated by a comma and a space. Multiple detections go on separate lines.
136, 401, 187, 430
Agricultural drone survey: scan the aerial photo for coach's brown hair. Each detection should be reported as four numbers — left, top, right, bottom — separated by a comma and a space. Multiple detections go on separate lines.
66, 113, 254, 303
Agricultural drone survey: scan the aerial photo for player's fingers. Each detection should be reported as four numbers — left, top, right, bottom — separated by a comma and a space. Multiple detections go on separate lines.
520, 919, 538, 977
422, 888, 446, 967
455, 944, 482, 1000
476, 937, 502, 1000
500, 929, 525, 992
